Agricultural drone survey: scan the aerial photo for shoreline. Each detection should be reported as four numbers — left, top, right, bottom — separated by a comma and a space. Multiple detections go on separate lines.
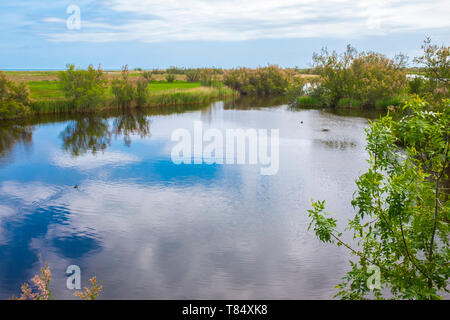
2, 86, 239, 120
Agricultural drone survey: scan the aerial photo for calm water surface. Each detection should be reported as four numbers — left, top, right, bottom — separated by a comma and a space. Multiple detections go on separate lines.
0, 98, 382, 299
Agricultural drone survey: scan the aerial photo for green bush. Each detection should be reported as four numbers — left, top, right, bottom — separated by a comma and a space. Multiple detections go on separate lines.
224, 66, 291, 96
165, 74, 175, 83
112, 66, 135, 108
0, 100, 30, 120
0, 71, 31, 119
142, 71, 152, 82
312, 46, 408, 107
58, 64, 108, 109
408, 76, 427, 95
135, 78, 150, 107
307, 96, 450, 299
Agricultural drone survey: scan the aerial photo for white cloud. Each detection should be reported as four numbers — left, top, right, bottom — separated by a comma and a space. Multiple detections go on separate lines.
50, 150, 141, 170
43, 0, 450, 43
0, 181, 60, 205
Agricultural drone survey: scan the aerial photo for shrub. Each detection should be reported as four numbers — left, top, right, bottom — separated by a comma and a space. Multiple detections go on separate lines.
223, 65, 291, 96
11, 261, 102, 300
0, 71, 31, 119
0, 100, 31, 119
285, 77, 307, 103
74, 277, 103, 300
165, 74, 176, 83
312, 46, 408, 107
57, 64, 108, 109
186, 69, 201, 82
135, 78, 150, 107
408, 76, 427, 95
351, 52, 408, 106
112, 66, 151, 108
112, 65, 135, 108
142, 71, 152, 82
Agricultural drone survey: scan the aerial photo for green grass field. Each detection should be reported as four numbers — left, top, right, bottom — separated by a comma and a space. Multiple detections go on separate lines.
27, 80, 203, 100
1, 71, 238, 119
28, 81, 66, 99
149, 82, 202, 91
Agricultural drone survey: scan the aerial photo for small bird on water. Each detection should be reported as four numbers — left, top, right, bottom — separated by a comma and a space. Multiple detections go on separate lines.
73, 184, 79, 189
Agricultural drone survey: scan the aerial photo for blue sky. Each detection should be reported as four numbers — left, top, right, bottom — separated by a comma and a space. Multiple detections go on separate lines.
0, 0, 449, 70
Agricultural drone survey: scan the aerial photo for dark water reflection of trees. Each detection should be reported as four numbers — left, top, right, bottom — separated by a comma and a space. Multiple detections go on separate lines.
0, 103, 214, 160
60, 112, 153, 156
0, 122, 33, 165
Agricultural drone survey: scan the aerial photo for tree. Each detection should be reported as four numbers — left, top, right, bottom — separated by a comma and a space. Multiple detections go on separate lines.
307, 97, 449, 299
414, 37, 449, 100
58, 64, 107, 109
312, 45, 356, 107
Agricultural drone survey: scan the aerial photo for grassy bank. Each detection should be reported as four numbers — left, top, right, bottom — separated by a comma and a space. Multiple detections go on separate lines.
1, 70, 238, 119
26, 80, 203, 100
26, 85, 237, 116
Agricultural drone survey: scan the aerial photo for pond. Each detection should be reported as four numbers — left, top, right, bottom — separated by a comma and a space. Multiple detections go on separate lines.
0, 97, 384, 299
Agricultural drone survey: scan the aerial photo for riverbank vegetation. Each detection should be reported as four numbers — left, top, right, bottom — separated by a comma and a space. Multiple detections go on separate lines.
306, 38, 449, 299
307, 95, 449, 299
223, 65, 310, 96
0, 72, 31, 119
293, 37, 449, 110
1, 37, 447, 121
0, 66, 238, 120
11, 262, 102, 300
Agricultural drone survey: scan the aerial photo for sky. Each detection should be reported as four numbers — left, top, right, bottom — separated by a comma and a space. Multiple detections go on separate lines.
0, 0, 449, 70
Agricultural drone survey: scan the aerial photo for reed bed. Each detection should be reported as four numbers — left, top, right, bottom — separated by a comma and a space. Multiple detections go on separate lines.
26, 86, 238, 116
148, 86, 238, 106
